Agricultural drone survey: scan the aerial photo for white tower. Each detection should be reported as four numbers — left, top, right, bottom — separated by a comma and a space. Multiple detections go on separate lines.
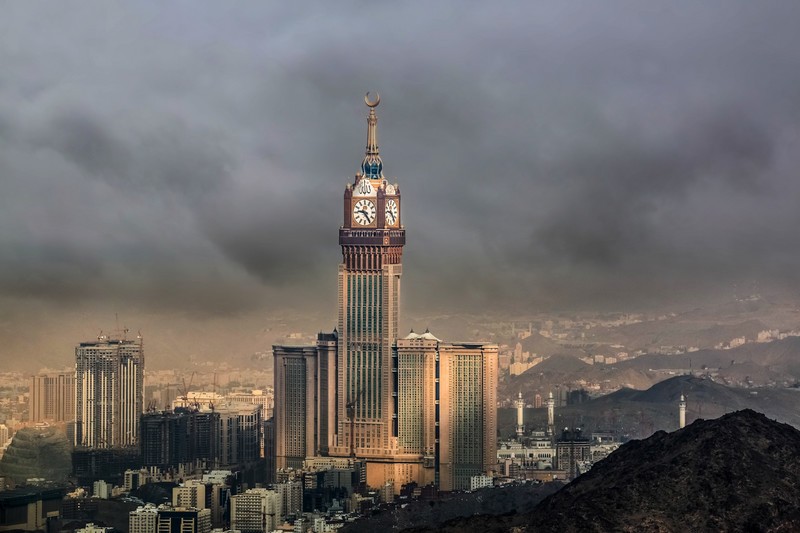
546, 391, 555, 437
515, 392, 525, 438
679, 394, 686, 429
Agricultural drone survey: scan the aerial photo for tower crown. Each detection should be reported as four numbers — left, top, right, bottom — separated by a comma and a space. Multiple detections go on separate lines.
361, 92, 383, 179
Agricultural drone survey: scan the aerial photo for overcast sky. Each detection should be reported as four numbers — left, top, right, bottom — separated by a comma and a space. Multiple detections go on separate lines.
2, 0, 800, 339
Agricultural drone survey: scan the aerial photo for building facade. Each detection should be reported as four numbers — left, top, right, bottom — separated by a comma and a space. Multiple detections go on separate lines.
273, 345, 318, 471
129, 504, 158, 533
230, 488, 282, 533
395, 334, 498, 491
156, 508, 211, 533
215, 403, 262, 468
555, 428, 591, 480
173, 481, 206, 510
29, 371, 75, 423
75, 335, 144, 448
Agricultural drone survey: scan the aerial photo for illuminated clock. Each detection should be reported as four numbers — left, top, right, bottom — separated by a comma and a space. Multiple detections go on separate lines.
385, 199, 398, 225
353, 199, 376, 225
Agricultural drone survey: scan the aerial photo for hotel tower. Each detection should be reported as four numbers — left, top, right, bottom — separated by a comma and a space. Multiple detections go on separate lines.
273, 95, 496, 492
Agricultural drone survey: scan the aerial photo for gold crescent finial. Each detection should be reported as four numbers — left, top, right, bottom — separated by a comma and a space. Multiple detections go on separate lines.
365, 91, 380, 108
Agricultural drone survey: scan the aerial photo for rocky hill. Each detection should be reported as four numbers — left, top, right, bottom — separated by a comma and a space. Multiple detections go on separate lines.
429, 410, 800, 532
345, 482, 561, 533
0, 426, 71, 484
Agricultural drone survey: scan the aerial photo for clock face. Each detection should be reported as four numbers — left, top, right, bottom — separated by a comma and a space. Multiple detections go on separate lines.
385, 199, 398, 225
353, 199, 376, 225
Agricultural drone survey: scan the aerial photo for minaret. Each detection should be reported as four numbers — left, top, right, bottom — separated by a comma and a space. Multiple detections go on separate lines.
515, 392, 525, 438
546, 391, 555, 437
334, 93, 405, 460
679, 394, 686, 429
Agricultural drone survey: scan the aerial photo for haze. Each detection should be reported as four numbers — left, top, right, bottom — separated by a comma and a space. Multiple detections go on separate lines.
2, 2, 800, 370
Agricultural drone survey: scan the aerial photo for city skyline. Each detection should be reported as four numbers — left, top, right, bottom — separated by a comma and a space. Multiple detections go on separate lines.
3, 3, 800, 371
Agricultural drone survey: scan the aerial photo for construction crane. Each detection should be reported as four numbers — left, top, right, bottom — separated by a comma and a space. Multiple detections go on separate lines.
177, 371, 196, 410
346, 389, 365, 458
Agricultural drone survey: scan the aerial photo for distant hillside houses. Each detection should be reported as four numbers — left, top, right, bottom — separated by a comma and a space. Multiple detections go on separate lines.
716, 329, 800, 350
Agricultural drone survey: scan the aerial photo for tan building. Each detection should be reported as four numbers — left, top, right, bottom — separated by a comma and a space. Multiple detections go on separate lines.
128, 503, 158, 533
230, 488, 283, 533
438, 342, 498, 491
173, 481, 206, 510
29, 371, 75, 423
227, 389, 274, 420
393, 333, 498, 492
129, 504, 158, 533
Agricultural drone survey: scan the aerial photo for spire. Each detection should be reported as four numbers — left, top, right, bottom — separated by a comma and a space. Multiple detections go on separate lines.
362, 92, 383, 179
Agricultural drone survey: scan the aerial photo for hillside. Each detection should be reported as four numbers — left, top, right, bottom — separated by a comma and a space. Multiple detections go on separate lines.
524, 410, 800, 532
427, 410, 800, 532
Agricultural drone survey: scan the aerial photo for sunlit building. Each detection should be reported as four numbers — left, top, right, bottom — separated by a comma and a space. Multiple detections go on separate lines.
75, 334, 143, 448
29, 371, 75, 423
273, 96, 497, 492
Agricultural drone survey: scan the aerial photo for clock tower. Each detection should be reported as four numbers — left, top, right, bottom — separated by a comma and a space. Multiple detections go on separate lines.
333, 93, 405, 465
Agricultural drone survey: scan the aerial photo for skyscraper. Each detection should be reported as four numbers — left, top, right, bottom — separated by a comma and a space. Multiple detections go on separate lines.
273, 345, 318, 471
273, 95, 498, 491
395, 333, 498, 491
437, 342, 498, 491
332, 92, 405, 463
140, 409, 219, 470
75, 334, 144, 448
29, 370, 75, 423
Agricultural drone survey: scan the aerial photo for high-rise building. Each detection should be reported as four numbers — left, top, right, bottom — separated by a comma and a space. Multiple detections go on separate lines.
273, 95, 498, 492
75, 335, 144, 448
140, 409, 220, 471
315, 332, 337, 457
331, 93, 405, 466
215, 402, 262, 469
274, 480, 302, 519
29, 371, 75, 423
395, 334, 498, 491
273, 345, 318, 471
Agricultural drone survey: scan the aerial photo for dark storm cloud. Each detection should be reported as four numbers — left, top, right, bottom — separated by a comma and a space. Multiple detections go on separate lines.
2, 1, 800, 318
